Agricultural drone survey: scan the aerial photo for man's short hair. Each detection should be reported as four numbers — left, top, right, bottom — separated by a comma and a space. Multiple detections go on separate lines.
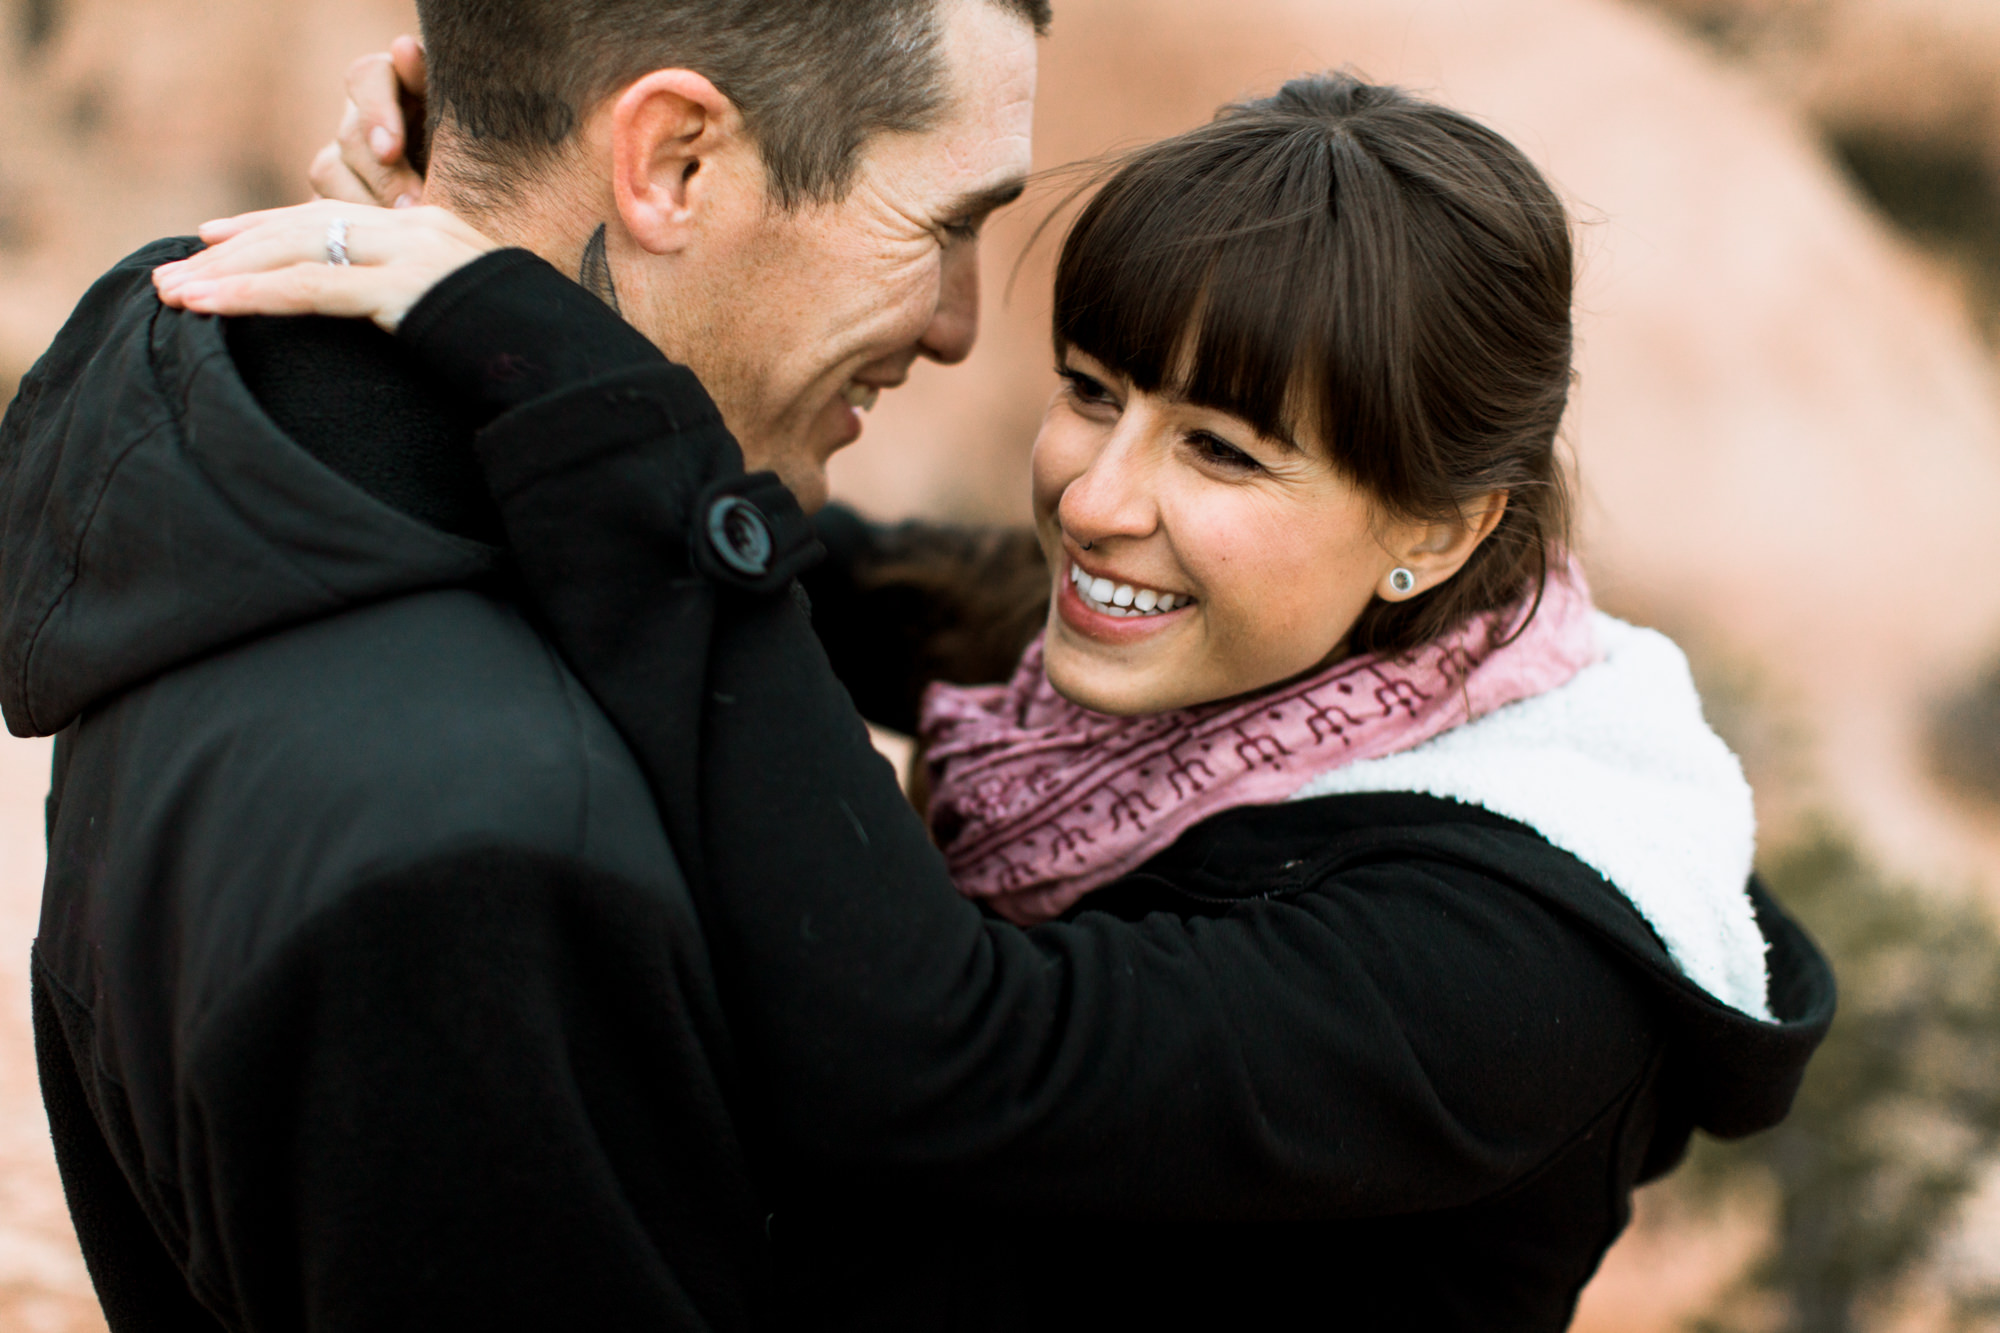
419, 0, 1052, 210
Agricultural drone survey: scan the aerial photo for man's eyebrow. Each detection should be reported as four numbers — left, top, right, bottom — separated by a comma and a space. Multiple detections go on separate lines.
942, 177, 1028, 220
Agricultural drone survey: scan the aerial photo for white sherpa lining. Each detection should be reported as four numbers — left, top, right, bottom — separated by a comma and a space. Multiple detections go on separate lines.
1290, 614, 1771, 1020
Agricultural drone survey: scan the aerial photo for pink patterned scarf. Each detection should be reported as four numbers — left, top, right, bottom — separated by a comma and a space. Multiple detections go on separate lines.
919, 562, 1601, 924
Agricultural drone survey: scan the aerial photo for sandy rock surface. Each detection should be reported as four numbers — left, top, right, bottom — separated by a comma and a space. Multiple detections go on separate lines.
0, 0, 422, 391
1647, 0, 2000, 150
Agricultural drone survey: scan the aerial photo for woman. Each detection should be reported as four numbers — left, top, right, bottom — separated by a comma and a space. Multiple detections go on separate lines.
155, 73, 1831, 1330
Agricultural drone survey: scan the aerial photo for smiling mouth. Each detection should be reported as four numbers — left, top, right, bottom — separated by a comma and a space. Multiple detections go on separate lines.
1069, 561, 1192, 617
840, 383, 881, 413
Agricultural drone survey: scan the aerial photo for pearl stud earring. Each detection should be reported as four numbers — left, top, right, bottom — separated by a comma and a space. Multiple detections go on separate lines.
1389, 567, 1417, 595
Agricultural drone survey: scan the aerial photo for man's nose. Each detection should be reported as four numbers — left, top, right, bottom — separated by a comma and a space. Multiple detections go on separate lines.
917, 239, 981, 366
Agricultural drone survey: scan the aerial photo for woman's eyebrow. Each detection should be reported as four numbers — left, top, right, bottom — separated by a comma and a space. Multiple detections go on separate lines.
1159, 385, 1305, 453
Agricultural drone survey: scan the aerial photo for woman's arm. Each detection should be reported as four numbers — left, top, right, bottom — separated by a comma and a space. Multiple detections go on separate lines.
803, 507, 1047, 733
396, 252, 1661, 1217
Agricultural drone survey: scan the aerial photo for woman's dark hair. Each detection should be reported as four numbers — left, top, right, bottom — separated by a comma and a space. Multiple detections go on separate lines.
1053, 72, 1575, 655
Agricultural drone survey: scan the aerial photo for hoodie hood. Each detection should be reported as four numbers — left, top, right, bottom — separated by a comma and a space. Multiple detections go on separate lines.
1293, 614, 1771, 1019
0, 239, 498, 737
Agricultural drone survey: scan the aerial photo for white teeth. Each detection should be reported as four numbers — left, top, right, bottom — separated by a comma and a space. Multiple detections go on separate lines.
1069, 561, 1189, 617
841, 383, 880, 412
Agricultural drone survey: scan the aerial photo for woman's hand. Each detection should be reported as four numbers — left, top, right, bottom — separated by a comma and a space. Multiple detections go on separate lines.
309, 36, 428, 209
152, 201, 498, 334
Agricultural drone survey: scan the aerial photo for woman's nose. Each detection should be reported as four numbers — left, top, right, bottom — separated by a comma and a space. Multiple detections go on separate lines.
918, 240, 981, 366
1059, 425, 1159, 548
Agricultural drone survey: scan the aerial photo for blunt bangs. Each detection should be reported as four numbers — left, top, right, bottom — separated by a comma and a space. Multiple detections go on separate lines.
1054, 116, 1411, 475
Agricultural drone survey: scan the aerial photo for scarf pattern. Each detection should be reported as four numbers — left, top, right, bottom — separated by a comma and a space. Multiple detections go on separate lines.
919, 563, 1601, 924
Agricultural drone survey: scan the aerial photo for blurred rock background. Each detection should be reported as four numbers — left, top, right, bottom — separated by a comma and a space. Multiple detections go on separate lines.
5, 0, 2000, 1329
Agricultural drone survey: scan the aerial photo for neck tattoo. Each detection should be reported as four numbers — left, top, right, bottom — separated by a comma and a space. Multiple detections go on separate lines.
580, 224, 621, 313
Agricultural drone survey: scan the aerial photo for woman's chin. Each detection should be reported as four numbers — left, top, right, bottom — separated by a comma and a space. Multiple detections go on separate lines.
1043, 668, 1150, 717
1043, 639, 1190, 717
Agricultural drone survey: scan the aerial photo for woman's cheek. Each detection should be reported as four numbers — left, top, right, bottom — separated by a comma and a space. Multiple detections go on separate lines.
1183, 497, 1347, 673
1174, 491, 1287, 606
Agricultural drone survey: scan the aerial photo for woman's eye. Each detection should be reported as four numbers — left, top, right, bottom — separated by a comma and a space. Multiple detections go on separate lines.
1059, 368, 1117, 407
942, 218, 982, 243
1187, 431, 1261, 472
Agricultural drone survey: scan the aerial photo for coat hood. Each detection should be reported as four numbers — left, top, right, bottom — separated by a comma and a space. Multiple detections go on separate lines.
0, 239, 498, 737
1295, 614, 1771, 1019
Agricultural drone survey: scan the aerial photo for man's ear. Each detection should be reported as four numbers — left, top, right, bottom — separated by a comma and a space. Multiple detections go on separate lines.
607, 69, 754, 255
1378, 491, 1509, 601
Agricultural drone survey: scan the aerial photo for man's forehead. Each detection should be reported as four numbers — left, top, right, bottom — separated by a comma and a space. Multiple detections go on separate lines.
856, 0, 1035, 215
936, 0, 1038, 168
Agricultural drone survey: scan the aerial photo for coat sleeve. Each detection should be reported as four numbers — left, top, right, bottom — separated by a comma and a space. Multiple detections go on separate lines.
408, 253, 1663, 1221
801, 504, 1049, 733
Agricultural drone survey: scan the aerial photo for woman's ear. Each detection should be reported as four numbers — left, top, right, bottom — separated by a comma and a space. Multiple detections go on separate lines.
1378, 491, 1509, 601
607, 69, 754, 255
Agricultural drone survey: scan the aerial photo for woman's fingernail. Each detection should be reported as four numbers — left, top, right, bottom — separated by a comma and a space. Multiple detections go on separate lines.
176, 280, 219, 303
370, 126, 396, 159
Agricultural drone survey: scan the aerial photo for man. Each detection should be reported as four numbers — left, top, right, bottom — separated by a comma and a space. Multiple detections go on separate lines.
5, 2, 1044, 1328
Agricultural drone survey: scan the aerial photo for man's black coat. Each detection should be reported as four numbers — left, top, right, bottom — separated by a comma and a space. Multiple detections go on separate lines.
1, 243, 1833, 1331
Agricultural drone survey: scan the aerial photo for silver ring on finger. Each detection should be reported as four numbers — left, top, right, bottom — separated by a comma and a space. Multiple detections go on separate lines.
325, 217, 352, 267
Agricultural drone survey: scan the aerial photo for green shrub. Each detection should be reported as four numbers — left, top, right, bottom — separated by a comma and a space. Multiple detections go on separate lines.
1932, 661, 2000, 808
1686, 826, 2000, 1332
